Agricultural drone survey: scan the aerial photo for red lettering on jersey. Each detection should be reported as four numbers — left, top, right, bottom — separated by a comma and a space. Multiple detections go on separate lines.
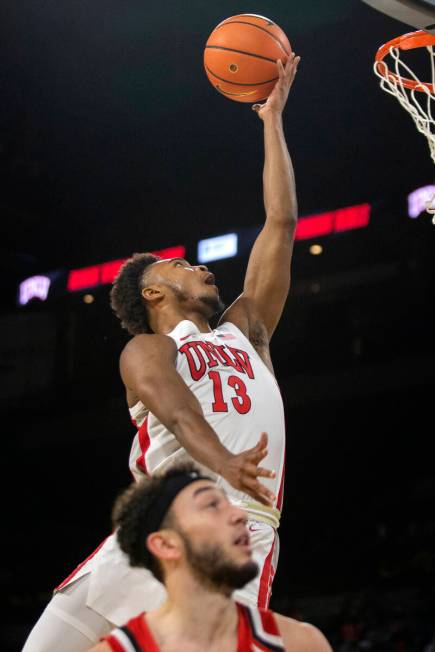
213, 344, 244, 373
197, 341, 220, 368
228, 375, 252, 414
228, 347, 254, 379
179, 342, 207, 381
179, 340, 255, 382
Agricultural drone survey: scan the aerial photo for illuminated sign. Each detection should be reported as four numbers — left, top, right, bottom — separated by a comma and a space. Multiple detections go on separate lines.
18, 202, 373, 305
197, 233, 238, 264
408, 185, 435, 218
295, 203, 371, 240
67, 245, 186, 292
19, 275, 51, 305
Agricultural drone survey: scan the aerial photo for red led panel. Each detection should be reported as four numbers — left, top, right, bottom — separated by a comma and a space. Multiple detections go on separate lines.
67, 265, 101, 291
153, 245, 186, 259
100, 259, 125, 285
334, 203, 371, 232
67, 245, 186, 292
295, 213, 334, 240
295, 203, 371, 241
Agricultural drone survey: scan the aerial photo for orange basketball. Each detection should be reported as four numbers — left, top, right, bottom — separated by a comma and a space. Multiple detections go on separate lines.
204, 14, 291, 103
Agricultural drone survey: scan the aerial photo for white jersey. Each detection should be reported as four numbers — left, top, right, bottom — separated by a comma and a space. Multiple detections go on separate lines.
128, 319, 286, 514
53, 320, 283, 622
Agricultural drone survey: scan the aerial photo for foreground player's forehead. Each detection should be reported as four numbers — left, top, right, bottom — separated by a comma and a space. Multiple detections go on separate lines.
173, 481, 226, 512
190, 483, 230, 509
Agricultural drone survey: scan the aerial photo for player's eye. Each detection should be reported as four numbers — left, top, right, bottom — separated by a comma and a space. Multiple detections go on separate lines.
207, 499, 220, 509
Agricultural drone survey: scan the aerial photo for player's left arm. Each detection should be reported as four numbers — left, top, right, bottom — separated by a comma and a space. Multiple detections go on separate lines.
220, 54, 300, 353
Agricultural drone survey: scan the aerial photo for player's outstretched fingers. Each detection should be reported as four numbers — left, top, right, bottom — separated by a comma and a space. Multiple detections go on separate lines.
243, 476, 276, 506
243, 461, 274, 480
252, 103, 264, 113
249, 446, 268, 466
244, 432, 268, 459
256, 466, 276, 479
254, 432, 268, 451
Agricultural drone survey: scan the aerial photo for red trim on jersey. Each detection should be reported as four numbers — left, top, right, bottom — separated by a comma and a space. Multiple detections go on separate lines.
55, 536, 109, 591
259, 606, 281, 636
276, 452, 286, 513
237, 604, 254, 652
105, 604, 284, 651
103, 613, 160, 652
135, 417, 150, 475
129, 614, 159, 651
104, 635, 125, 652
238, 604, 283, 651
258, 538, 276, 609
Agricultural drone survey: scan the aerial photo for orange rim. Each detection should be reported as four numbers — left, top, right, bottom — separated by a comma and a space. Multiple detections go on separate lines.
375, 30, 435, 93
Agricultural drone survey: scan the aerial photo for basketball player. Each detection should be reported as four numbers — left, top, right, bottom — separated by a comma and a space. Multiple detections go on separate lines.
89, 464, 331, 652
22, 53, 300, 652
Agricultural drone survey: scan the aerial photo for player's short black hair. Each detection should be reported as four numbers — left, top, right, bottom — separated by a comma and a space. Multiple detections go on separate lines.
113, 462, 205, 583
110, 253, 160, 335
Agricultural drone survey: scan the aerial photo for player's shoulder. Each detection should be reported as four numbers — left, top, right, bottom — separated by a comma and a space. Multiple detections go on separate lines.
121, 332, 177, 359
273, 612, 332, 652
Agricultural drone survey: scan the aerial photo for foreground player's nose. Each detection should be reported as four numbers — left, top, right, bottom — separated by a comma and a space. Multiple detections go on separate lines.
231, 505, 248, 524
196, 264, 208, 272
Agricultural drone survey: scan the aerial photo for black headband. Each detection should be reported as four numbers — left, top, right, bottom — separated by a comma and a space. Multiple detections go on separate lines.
140, 470, 209, 565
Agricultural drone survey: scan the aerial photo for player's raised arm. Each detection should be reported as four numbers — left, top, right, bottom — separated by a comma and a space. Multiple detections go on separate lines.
120, 335, 276, 506
221, 54, 300, 344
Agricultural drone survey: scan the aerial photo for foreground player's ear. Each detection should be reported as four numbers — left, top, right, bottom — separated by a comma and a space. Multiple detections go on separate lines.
141, 285, 164, 304
147, 531, 181, 563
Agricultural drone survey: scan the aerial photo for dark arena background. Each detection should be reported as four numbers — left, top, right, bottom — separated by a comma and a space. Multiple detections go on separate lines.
1, 1, 435, 650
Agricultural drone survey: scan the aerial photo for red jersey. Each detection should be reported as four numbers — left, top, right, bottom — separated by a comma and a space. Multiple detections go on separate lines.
104, 602, 285, 651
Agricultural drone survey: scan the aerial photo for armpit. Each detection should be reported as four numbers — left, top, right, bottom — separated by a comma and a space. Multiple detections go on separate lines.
249, 320, 269, 349
249, 320, 274, 374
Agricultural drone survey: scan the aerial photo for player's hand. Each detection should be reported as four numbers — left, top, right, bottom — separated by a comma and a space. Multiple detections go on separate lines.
252, 52, 300, 120
220, 432, 276, 506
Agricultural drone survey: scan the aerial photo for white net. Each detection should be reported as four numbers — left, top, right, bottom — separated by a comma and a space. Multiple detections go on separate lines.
374, 39, 435, 212
374, 44, 435, 161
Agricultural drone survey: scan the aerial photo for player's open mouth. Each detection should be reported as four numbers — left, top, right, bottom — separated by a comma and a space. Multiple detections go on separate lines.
234, 533, 250, 547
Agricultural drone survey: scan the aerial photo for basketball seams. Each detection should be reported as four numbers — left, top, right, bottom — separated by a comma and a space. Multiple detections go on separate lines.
205, 45, 277, 64
215, 86, 268, 100
204, 64, 278, 87
213, 21, 290, 57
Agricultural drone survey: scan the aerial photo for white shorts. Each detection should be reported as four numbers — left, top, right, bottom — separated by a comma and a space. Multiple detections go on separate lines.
22, 520, 278, 651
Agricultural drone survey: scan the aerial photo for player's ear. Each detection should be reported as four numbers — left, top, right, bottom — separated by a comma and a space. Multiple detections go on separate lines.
147, 531, 181, 563
141, 285, 164, 304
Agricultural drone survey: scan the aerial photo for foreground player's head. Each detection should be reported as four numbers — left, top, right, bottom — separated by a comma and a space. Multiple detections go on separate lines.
113, 463, 258, 594
110, 253, 224, 335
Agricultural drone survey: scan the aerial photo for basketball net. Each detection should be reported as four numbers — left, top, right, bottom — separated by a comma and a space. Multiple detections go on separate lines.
374, 31, 435, 213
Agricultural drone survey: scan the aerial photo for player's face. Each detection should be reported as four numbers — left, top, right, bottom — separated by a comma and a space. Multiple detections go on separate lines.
172, 482, 258, 591
145, 258, 224, 316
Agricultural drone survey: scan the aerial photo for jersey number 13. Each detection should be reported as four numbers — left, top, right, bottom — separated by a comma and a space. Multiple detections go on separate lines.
208, 371, 252, 414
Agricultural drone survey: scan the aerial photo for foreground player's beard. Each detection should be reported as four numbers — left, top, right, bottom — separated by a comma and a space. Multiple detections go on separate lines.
172, 286, 225, 318
180, 530, 259, 592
